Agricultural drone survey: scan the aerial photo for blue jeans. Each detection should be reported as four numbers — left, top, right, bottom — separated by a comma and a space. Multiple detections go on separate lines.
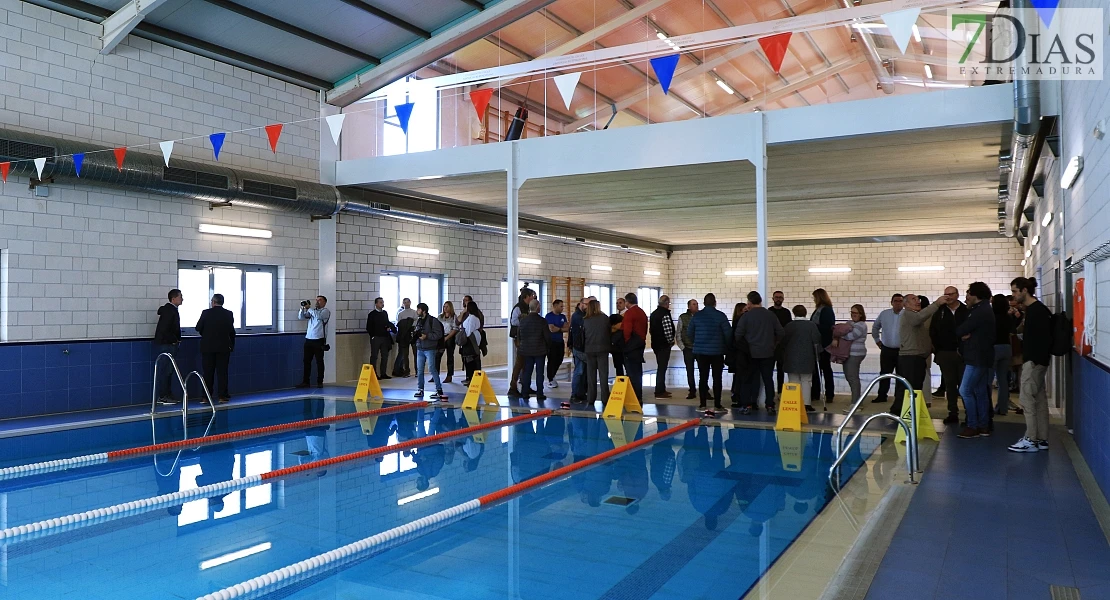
522, 355, 545, 395
959, 365, 991, 430
416, 349, 441, 392
572, 349, 587, 398
153, 343, 179, 400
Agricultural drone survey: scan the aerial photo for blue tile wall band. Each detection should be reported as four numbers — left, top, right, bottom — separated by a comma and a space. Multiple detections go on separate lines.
1074, 355, 1110, 504
0, 334, 305, 419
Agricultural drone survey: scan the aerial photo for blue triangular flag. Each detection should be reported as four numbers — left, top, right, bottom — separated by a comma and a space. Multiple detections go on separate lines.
73, 152, 84, 177
1030, 0, 1058, 27
395, 102, 415, 135
650, 54, 680, 95
210, 132, 226, 160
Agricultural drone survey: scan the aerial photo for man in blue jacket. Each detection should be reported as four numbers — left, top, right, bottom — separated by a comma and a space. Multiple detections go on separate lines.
687, 293, 732, 410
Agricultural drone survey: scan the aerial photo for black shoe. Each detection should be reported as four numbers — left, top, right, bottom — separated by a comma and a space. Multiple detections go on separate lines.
740, 406, 752, 415
380, 375, 392, 380
686, 391, 696, 400
460, 379, 471, 387
507, 388, 520, 398
218, 397, 230, 404
428, 378, 435, 383
766, 405, 777, 415
537, 393, 547, 401
1014, 407, 1024, 415
871, 397, 887, 404
414, 390, 424, 398
444, 376, 453, 384
714, 402, 723, 410
805, 405, 816, 413
316, 383, 324, 389
825, 396, 834, 404
295, 382, 310, 389
157, 397, 177, 406
942, 414, 959, 424
699, 401, 707, 409
932, 389, 945, 397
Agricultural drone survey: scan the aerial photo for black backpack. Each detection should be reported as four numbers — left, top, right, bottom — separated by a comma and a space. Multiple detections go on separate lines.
1050, 311, 1072, 357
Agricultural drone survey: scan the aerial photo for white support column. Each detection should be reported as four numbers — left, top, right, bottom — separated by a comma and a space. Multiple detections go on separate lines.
506, 145, 520, 377
755, 113, 769, 297
319, 218, 337, 383
99, 0, 171, 54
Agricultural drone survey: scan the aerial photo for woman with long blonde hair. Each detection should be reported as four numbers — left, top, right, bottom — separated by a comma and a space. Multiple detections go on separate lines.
437, 301, 458, 383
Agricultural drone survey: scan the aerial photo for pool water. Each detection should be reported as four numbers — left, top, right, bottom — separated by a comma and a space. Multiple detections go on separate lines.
0, 400, 874, 600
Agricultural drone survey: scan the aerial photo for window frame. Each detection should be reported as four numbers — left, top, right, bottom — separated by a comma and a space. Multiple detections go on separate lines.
501, 278, 547, 323
637, 286, 662, 316
177, 260, 278, 334
379, 271, 445, 317
584, 283, 616, 314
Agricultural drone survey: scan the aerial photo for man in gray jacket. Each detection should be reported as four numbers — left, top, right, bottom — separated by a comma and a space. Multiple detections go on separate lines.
780, 305, 822, 411
734, 291, 784, 414
413, 302, 446, 400
894, 293, 946, 415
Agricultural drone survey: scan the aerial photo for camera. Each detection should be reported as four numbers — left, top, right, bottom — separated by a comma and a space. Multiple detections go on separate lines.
301, 300, 311, 308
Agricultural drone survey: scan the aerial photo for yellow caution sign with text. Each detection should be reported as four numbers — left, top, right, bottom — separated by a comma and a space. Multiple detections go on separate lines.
604, 417, 642, 447
774, 383, 808, 432
354, 364, 383, 402
461, 371, 499, 411
775, 430, 804, 472
462, 405, 502, 443
894, 390, 940, 444
602, 377, 642, 420
352, 396, 386, 435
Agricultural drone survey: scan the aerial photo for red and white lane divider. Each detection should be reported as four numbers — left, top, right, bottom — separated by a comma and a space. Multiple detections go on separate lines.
197, 418, 702, 600
0, 409, 551, 544
0, 402, 428, 483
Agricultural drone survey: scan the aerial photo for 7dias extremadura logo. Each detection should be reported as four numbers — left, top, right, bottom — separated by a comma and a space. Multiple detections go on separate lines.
947, 3, 1103, 81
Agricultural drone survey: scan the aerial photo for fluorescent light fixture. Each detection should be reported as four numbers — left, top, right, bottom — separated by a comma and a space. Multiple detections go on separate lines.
644, 270, 661, 276
397, 245, 439, 255
644, 417, 657, 425
1025, 249, 1032, 257
518, 257, 541, 265
924, 64, 933, 79
808, 267, 852, 273
898, 265, 945, 272
591, 265, 612, 271
656, 31, 667, 40
1061, 156, 1083, 189
198, 224, 272, 239
1021, 259, 1027, 266
200, 543, 272, 570
852, 23, 886, 30
1031, 235, 1040, 246
1041, 212, 1053, 227
724, 270, 758, 276
715, 79, 735, 95
397, 487, 440, 506
912, 24, 921, 42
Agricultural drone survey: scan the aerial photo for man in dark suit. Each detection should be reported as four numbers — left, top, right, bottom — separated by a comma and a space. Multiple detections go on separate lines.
196, 293, 236, 403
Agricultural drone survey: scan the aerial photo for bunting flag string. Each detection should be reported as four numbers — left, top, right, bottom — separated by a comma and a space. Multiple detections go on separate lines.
34, 157, 46, 180
159, 140, 174, 167
395, 102, 415, 135
264, 123, 283, 153
881, 7, 920, 54
113, 147, 127, 171
649, 54, 680, 95
758, 32, 793, 74
1030, 0, 1059, 27
470, 88, 493, 119
553, 72, 581, 110
1, 162, 9, 183
73, 153, 85, 177
325, 113, 346, 146
209, 132, 226, 161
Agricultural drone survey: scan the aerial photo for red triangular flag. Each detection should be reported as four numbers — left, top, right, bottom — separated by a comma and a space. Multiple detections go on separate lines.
0, 162, 8, 183
759, 32, 793, 74
113, 147, 127, 171
264, 123, 283, 153
470, 88, 493, 120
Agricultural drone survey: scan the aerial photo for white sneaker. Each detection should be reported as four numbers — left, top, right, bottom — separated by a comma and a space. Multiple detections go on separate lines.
549, 379, 559, 389
1036, 439, 1049, 451
1008, 437, 1039, 453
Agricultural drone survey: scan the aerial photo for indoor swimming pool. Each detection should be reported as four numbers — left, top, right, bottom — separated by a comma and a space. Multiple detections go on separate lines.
0, 398, 875, 599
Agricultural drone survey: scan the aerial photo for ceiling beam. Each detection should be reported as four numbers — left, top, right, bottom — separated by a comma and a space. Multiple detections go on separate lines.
721, 57, 865, 115
26, 0, 333, 89
198, 0, 381, 64
327, 0, 557, 107
99, 0, 171, 54
334, 0, 431, 39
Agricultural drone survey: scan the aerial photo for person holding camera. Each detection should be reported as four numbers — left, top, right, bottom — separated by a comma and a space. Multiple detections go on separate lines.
413, 302, 446, 400
297, 295, 331, 389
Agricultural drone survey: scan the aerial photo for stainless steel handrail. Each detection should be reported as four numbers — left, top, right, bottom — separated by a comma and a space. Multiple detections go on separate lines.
836, 373, 920, 474
829, 412, 916, 490
150, 353, 217, 477
150, 406, 218, 477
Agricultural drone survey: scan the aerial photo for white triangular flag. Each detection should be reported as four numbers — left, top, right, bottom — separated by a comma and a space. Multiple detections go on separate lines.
34, 157, 46, 179
881, 7, 920, 55
553, 72, 581, 110
325, 113, 346, 146
159, 140, 174, 167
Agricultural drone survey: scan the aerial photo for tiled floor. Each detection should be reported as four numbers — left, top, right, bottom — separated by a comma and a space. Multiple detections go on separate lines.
866, 422, 1110, 600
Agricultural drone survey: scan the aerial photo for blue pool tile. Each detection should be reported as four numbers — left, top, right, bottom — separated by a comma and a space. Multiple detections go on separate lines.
0, 369, 21, 393
0, 345, 21, 370
131, 340, 152, 362
131, 361, 152, 384
44, 346, 70, 368
110, 384, 131, 407
67, 365, 92, 388
867, 568, 939, 600
89, 386, 113, 409
90, 366, 112, 387
44, 367, 69, 392
44, 393, 67, 415
19, 391, 45, 417
111, 363, 133, 386
67, 388, 91, 412
21, 368, 46, 393
110, 342, 131, 364
0, 393, 19, 419
91, 343, 113, 366
21, 345, 45, 368
67, 343, 92, 365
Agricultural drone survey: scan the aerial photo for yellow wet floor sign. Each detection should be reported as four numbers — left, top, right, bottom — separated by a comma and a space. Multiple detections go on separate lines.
462, 404, 502, 443
604, 417, 642, 447
354, 364, 383, 402
461, 370, 500, 411
602, 377, 642, 420
775, 430, 804, 472
895, 390, 940, 443
352, 396, 386, 435
774, 383, 808, 432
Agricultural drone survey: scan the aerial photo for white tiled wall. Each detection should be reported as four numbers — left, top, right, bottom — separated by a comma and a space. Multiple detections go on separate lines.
671, 236, 1024, 320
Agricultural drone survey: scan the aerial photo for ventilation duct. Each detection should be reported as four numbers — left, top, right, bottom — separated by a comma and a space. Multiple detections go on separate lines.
1002, 0, 1041, 238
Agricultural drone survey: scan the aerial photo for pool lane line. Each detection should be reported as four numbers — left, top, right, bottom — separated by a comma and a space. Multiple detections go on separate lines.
196, 417, 702, 600
0, 401, 429, 483
0, 409, 552, 544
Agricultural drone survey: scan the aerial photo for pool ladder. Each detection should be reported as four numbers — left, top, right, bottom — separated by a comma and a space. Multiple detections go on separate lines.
828, 373, 921, 490
151, 353, 217, 476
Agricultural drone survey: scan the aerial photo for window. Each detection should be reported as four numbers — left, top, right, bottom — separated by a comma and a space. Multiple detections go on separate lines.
382, 76, 439, 156
501, 279, 546, 322
638, 287, 662, 315
380, 273, 442, 318
584, 284, 614, 314
177, 261, 277, 333
177, 449, 274, 527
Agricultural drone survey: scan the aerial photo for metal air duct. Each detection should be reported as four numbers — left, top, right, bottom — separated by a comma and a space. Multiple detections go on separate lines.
1002, 0, 1041, 238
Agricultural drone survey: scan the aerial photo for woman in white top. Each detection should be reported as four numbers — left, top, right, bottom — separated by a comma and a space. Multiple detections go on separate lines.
437, 301, 458, 383
840, 304, 869, 403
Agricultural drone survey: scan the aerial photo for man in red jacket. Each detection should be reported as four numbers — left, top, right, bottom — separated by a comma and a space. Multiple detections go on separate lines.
621, 292, 648, 403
